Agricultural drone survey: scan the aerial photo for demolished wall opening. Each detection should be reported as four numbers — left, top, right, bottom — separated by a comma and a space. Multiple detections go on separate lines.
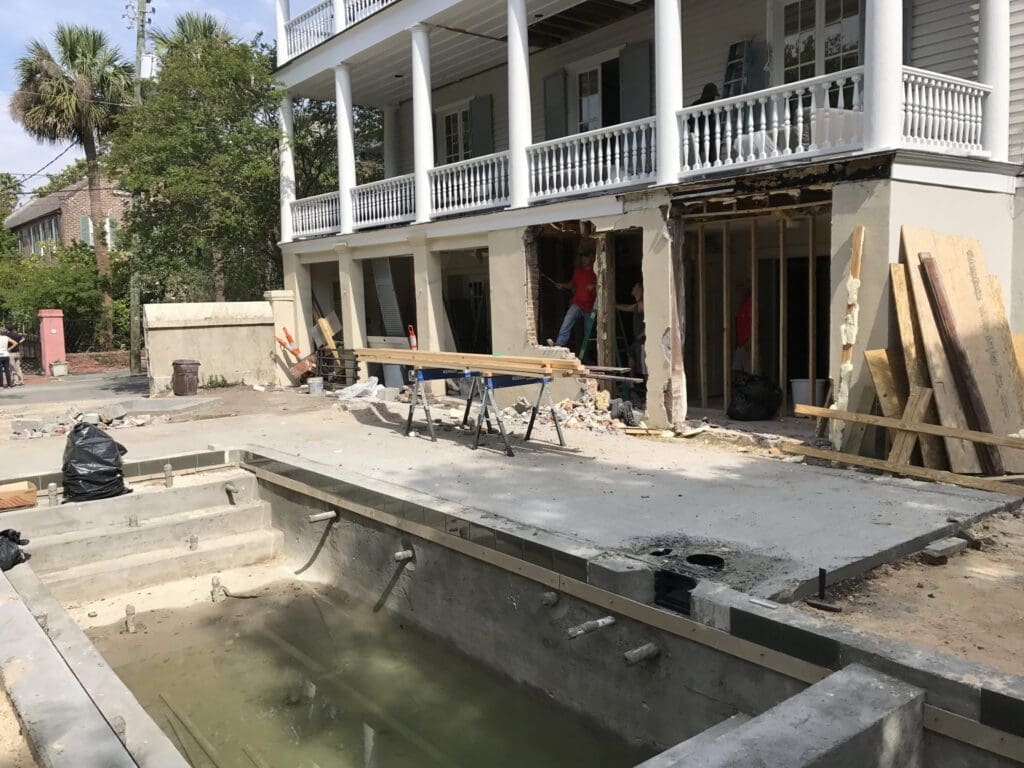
441, 249, 491, 354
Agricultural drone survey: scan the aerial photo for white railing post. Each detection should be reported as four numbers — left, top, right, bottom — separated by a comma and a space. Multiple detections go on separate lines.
276, 0, 291, 66
507, 0, 533, 208
333, 0, 345, 33
980, 0, 1009, 161
863, 0, 903, 152
655, 0, 683, 184
336, 63, 356, 234
411, 24, 433, 224
279, 95, 296, 242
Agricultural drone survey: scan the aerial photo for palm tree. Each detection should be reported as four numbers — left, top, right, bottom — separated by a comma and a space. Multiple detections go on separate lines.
11, 25, 133, 349
151, 12, 234, 52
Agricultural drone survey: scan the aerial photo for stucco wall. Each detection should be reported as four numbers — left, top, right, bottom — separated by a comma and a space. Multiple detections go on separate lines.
143, 302, 278, 393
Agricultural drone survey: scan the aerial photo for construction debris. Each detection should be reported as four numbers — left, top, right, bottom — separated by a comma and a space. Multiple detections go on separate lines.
921, 537, 970, 565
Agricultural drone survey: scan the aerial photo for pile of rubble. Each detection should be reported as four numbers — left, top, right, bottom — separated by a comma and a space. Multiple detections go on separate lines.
493, 390, 639, 435
11, 403, 165, 440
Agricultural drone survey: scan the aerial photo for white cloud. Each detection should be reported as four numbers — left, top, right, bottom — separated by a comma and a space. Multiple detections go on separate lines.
0, 90, 83, 198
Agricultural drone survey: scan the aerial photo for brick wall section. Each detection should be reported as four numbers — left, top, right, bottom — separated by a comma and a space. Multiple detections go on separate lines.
523, 226, 540, 346
58, 178, 131, 247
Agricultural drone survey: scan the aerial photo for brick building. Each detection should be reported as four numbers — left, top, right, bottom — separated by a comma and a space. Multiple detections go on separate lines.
3, 176, 130, 256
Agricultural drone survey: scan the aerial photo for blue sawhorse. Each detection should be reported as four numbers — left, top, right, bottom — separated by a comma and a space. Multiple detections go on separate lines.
405, 367, 473, 442
462, 374, 567, 457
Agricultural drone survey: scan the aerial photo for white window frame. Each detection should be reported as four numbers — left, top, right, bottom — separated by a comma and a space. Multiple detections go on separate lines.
567, 47, 623, 135
768, 0, 862, 86
434, 99, 472, 165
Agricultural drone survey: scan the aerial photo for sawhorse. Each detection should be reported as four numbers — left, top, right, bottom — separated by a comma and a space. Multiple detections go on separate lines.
405, 367, 473, 442
463, 374, 567, 457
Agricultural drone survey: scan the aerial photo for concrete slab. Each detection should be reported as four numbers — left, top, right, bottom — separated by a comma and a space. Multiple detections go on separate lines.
2, 406, 1017, 600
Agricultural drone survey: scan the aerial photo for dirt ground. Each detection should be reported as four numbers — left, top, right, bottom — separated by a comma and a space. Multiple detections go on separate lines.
802, 511, 1024, 677
0, 684, 36, 768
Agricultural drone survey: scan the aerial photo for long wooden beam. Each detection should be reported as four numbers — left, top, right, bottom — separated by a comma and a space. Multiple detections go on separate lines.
780, 443, 1024, 496
795, 404, 1024, 451
353, 348, 585, 371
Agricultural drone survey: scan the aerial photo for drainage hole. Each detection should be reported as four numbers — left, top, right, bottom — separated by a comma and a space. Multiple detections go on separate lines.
685, 553, 725, 570
649, 548, 673, 557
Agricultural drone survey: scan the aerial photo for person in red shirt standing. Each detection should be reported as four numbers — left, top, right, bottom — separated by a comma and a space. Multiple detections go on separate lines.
550, 252, 597, 347
732, 282, 753, 373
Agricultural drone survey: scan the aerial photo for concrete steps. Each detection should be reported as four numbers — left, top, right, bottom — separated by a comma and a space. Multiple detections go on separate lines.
27, 501, 271, 574
44, 529, 284, 603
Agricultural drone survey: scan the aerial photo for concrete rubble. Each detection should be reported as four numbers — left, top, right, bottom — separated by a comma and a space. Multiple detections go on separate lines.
10, 405, 169, 440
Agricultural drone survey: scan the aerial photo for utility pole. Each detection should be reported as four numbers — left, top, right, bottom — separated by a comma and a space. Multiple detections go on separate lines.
125, 0, 154, 104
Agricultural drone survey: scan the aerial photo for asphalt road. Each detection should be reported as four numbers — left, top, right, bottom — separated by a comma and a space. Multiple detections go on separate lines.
0, 372, 148, 407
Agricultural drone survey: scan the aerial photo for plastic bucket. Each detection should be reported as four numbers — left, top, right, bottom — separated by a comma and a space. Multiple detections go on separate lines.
790, 378, 827, 407
171, 359, 200, 397
307, 376, 324, 396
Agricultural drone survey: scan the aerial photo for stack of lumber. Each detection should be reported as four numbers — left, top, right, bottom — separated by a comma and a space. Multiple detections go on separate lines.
352, 348, 589, 378
789, 226, 1024, 496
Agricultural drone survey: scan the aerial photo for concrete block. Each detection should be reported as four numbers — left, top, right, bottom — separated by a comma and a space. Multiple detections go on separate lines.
12, 418, 43, 433
663, 664, 923, 767
636, 714, 751, 767
99, 403, 128, 424
80, 413, 101, 425
586, 553, 655, 603
922, 537, 968, 565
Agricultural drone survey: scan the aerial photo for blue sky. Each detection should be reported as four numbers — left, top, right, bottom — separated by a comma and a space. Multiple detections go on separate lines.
0, 0, 276, 199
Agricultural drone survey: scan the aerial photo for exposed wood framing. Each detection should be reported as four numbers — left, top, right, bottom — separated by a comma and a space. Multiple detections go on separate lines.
749, 219, 758, 373
807, 216, 816, 406
698, 222, 708, 409
722, 222, 731, 411
778, 218, 787, 415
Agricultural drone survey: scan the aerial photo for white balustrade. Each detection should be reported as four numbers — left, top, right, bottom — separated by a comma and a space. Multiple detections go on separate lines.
344, 0, 397, 26
677, 67, 865, 174
429, 152, 510, 216
527, 117, 657, 200
291, 191, 341, 238
353, 174, 416, 229
285, 0, 334, 59
902, 66, 991, 154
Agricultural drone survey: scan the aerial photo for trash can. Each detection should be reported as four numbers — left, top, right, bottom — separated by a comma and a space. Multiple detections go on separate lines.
172, 359, 200, 396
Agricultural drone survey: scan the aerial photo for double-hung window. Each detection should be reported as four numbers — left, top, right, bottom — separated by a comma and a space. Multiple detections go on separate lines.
439, 104, 471, 164
780, 0, 861, 84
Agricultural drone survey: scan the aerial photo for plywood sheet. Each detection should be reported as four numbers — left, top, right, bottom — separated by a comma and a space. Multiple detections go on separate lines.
900, 227, 981, 473
916, 229, 1024, 472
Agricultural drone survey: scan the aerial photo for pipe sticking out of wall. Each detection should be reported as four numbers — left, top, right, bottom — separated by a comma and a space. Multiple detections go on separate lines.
163, 464, 174, 488
393, 549, 415, 563
566, 616, 616, 639
307, 510, 339, 524
623, 643, 660, 666
47, 483, 58, 507
541, 591, 559, 607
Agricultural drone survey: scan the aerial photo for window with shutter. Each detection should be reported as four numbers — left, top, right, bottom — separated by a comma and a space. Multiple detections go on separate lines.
79, 216, 93, 246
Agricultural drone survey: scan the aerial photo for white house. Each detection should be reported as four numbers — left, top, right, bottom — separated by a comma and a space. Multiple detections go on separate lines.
274, 0, 1020, 428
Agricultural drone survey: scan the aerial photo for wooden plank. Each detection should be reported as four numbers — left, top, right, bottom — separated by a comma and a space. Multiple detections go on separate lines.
722, 222, 731, 411
794, 404, 1024, 452
699, 223, 708, 409
780, 443, 1024, 497
919, 254, 1003, 476
778, 218, 788, 415
317, 318, 340, 363
807, 215, 816, 407
1015, 333, 1024, 375
750, 219, 758, 373
923, 232, 1024, 471
900, 228, 981, 473
865, 349, 908, 418
353, 349, 585, 372
887, 386, 933, 466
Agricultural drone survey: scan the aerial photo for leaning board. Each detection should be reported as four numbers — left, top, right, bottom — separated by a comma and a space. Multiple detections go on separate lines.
903, 226, 1024, 473
900, 228, 980, 473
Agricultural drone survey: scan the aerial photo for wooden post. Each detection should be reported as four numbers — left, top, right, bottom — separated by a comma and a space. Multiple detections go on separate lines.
750, 219, 758, 374
594, 233, 613, 368
778, 218, 787, 415
129, 273, 143, 375
722, 222, 731, 410
698, 223, 708, 409
807, 215, 816, 406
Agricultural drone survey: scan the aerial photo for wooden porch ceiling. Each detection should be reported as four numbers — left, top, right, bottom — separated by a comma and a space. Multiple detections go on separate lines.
526, 0, 653, 49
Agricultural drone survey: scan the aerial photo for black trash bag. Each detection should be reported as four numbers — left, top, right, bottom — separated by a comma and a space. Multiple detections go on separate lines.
0, 529, 29, 546
61, 423, 131, 503
0, 537, 26, 571
727, 373, 783, 421
610, 398, 640, 428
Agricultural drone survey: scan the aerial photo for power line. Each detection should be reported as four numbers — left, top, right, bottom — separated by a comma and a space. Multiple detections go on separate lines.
14, 144, 78, 182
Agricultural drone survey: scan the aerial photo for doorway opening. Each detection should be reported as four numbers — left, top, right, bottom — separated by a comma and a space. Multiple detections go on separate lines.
441, 249, 491, 354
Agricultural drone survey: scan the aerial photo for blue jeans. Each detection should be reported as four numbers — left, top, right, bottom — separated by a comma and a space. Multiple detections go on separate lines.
0, 358, 10, 388
555, 304, 588, 347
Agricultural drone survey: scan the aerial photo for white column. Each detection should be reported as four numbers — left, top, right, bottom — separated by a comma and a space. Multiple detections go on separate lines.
275, 0, 291, 67
279, 95, 297, 242
336, 63, 357, 235
862, 0, 904, 152
384, 105, 401, 178
507, 0, 533, 207
655, 0, 683, 185
980, 0, 1010, 162
411, 24, 434, 224
333, 0, 346, 33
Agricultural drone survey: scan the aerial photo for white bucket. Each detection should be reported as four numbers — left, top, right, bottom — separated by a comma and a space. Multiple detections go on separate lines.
307, 376, 325, 396
790, 378, 827, 407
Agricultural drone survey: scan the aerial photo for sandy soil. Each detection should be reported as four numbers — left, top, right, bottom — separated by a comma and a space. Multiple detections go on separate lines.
802, 511, 1024, 677
0, 684, 36, 768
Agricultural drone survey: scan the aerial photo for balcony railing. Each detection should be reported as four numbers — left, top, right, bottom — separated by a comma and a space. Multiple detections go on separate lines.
285, 0, 334, 59
901, 66, 990, 155
344, 0, 394, 26
292, 191, 341, 238
677, 67, 865, 174
353, 174, 416, 229
527, 117, 657, 200
430, 152, 510, 217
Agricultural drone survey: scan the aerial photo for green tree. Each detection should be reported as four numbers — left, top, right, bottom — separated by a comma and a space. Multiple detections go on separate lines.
106, 31, 281, 302
293, 101, 383, 196
10, 25, 134, 348
32, 158, 88, 199
151, 12, 234, 52
0, 173, 22, 253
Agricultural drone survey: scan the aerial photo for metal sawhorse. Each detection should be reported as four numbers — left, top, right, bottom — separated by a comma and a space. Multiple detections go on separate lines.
460, 373, 567, 457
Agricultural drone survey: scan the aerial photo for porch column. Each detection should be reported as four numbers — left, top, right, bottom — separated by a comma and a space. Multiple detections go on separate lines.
507, 0, 533, 207
335, 244, 367, 376
862, 0, 903, 152
980, 0, 1010, 162
655, 0, 683, 185
336, 63, 357, 235
383, 105, 401, 178
411, 24, 434, 224
279, 95, 297, 243
333, 0, 345, 33
275, 0, 290, 66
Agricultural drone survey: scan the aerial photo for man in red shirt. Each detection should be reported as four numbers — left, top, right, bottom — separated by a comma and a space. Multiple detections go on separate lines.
732, 284, 753, 372
550, 252, 597, 347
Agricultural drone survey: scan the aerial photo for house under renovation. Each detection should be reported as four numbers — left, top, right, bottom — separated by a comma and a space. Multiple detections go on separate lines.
274, 0, 1021, 428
